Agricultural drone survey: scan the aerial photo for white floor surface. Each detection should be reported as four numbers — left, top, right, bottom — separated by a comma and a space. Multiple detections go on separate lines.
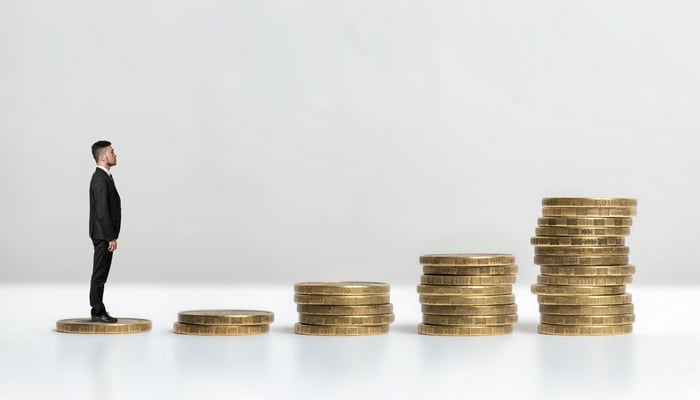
0, 284, 698, 400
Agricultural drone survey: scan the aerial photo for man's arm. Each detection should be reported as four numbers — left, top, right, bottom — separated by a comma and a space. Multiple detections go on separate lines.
91, 176, 117, 243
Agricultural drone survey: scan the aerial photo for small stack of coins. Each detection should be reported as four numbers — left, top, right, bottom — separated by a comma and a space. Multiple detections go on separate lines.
56, 318, 152, 334
173, 310, 274, 336
531, 197, 637, 336
294, 282, 394, 336
417, 254, 518, 336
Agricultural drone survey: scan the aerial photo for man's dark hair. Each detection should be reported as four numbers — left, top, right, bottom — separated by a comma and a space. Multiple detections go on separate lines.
92, 140, 112, 162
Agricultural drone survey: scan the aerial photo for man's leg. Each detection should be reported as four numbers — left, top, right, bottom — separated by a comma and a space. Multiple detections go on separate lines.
90, 239, 113, 315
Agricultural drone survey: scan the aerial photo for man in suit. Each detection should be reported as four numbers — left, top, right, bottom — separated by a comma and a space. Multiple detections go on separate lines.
89, 141, 121, 323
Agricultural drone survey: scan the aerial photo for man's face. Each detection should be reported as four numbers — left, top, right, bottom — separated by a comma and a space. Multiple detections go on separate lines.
103, 146, 117, 167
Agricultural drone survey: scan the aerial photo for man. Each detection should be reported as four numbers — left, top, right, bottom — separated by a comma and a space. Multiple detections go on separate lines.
89, 141, 121, 323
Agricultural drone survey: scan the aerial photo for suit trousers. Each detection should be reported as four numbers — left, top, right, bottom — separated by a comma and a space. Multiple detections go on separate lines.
90, 239, 113, 313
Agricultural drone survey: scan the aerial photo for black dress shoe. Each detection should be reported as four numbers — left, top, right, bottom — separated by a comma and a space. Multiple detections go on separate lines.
91, 310, 117, 323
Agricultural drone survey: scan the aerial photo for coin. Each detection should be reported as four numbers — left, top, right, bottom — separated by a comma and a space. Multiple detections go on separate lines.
177, 310, 274, 326
530, 284, 627, 296
537, 217, 633, 227
421, 304, 517, 316
537, 275, 632, 286
534, 246, 629, 256
540, 314, 635, 326
419, 294, 516, 306
297, 313, 395, 326
421, 275, 517, 286
535, 226, 631, 237
539, 304, 634, 315
422, 314, 518, 326
56, 318, 152, 334
541, 198, 637, 207
539, 265, 636, 276
173, 322, 269, 336
531, 236, 625, 247
422, 265, 518, 276
294, 323, 390, 336
538, 323, 633, 336
417, 285, 513, 296
294, 294, 390, 305
537, 293, 632, 306
542, 207, 636, 217
418, 324, 513, 336
296, 304, 394, 315
534, 255, 629, 266
294, 281, 389, 295
419, 254, 515, 266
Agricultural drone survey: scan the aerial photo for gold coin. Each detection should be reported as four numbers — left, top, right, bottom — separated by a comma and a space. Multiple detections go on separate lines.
298, 313, 395, 326
421, 275, 516, 286
296, 304, 394, 315
531, 236, 625, 247
537, 293, 632, 306
534, 255, 629, 266
534, 246, 629, 256
542, 207, 636, 217
421, 304, 517, 316
294, 281, 389, 295
541, 198, 637, 207
419, 294, 515, 306
56, 318, 152, 334
530, 284, 627, 296
294, 294, 390, 305
535, 226, 630, 237
537, 217, 633, 227
294, 323, 389, 336
540, 314, 635, 326
418, 324, 513, 336
539, 304, 634, 315
419, 254, 515, 266
422, 314, 518, 326
422, 265, 518, 276
538, 275, 632, 286
539, 265, 636, 276
417, 285, 512, 296
173, 322, 269, 336
177, 310, 274, 325
538, 323, 633, 336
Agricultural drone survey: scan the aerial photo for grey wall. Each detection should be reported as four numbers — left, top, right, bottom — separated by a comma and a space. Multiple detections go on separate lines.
2, 1, 698, 284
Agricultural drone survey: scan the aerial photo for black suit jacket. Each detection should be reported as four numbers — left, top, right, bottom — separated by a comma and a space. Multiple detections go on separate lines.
89, 168, 121, 241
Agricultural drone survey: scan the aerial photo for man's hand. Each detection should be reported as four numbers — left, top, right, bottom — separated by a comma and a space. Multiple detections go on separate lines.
108, 240, 118, 252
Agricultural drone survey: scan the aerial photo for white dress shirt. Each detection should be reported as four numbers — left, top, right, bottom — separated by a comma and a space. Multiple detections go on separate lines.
97, 166, 111, 176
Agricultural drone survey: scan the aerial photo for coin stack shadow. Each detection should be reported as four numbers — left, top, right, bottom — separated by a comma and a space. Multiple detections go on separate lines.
294, 282, 394, 336
531, 197, 637, 336
173, 310, 274, 336
417, 254, 518, 336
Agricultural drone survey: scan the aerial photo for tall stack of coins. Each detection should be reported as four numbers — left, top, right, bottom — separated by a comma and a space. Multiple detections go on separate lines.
294, 282, 394, 336
417, 254, 518, 336
531, 197, 637, 336
173, 310, 274, 336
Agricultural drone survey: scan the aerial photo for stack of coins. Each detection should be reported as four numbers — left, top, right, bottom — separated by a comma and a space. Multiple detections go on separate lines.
294, 282, 394, 336
173, 310, 274, 336
56, 318, 152, 334
531, 197, 637, 336
417, 254, 518, 336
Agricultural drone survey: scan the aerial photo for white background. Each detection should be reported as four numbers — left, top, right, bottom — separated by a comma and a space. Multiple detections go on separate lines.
2, 0, 700, 284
